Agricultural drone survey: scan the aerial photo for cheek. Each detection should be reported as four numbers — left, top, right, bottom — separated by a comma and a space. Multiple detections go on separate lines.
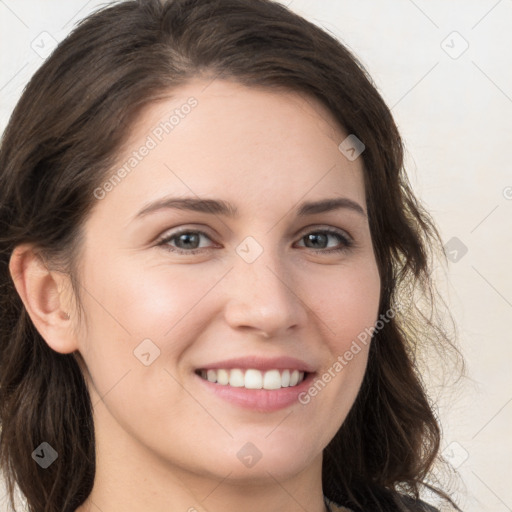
77, 232, 380, 362
78, 249, 380, 369
305, 258, 381, 353
74, 261, 219, 429
76, 259, 226, 365
283, 260, 380, 456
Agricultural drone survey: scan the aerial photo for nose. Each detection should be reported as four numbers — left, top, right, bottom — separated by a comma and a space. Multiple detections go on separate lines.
222, 246, 308, 339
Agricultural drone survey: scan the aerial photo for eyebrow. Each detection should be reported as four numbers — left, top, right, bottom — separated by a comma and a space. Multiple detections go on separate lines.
134, 196, 367, 220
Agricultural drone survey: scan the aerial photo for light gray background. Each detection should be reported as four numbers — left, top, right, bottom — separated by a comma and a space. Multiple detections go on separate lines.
1, 1, 511, 511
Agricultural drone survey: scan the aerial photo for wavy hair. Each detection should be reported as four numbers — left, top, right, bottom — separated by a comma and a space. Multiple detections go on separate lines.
0, 1, 463, 511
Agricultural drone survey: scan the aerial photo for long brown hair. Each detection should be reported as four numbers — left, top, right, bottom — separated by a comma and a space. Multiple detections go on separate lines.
0, 1, 463, 511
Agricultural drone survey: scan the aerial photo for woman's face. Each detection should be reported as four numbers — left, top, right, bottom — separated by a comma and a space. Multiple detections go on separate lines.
73, 78, 380, 483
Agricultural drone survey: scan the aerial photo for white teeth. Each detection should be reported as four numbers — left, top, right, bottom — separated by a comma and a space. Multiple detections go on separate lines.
281, 369, 290, 387
229, 368, 245, 387
244, 369, 263, 389
217, 369, 229, 385
263, 369, 281, 390
198, 368, 307, 389
289, 369, 299, 386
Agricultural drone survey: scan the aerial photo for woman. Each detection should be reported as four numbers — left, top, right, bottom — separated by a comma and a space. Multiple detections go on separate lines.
0, 0, 463, 511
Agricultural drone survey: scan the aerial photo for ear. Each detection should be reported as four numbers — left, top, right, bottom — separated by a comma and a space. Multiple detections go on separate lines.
9, 244, 79, 354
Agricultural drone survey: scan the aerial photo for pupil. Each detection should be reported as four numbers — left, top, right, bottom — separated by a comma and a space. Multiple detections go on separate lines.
307, 233, 327, 248
178, 233, 199, 249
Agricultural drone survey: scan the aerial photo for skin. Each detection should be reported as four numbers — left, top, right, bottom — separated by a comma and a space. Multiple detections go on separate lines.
10, 78, 381, 512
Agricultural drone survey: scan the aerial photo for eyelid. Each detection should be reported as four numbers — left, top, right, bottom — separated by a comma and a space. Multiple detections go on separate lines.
155, 223, 215, 240
156, 223, 355, 254
156, 227, 217, 249
156, 224, 354, 244
296, 224, 353, 241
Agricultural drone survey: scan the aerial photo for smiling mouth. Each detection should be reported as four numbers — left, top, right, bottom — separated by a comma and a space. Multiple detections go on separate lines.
195, 368, 308, 390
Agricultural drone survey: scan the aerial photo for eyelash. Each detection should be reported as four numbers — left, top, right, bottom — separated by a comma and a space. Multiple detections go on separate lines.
156, 227, 354, 255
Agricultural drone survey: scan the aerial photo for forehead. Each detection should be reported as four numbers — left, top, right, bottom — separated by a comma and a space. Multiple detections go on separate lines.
92, 78, 366, 222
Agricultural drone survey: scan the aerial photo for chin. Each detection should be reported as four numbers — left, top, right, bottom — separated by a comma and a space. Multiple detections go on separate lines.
216, 452, 314, 483
227, 435, 319, 479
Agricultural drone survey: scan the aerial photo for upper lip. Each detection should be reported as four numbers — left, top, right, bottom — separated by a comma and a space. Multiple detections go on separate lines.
196, 356, 316, 373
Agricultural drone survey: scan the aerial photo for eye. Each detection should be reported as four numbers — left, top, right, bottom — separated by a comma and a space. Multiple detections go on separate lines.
294, 228, 353, 254
157, 229, 216, 255
156, 227, 354, 255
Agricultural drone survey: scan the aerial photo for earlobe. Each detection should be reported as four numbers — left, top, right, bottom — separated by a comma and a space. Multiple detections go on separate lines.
8, 244, 79, 354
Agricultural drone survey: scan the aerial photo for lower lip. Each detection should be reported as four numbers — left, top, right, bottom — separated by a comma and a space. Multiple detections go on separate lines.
195, 372, 315, 412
